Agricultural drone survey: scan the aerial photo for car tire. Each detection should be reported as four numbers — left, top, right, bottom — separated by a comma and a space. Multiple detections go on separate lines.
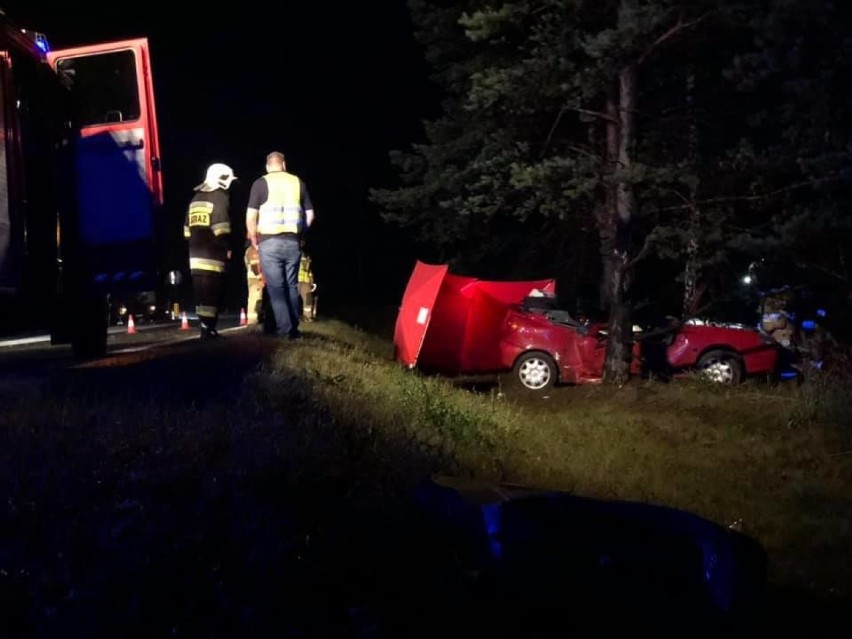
512, 351, 558, 391
696, 349, 743, 385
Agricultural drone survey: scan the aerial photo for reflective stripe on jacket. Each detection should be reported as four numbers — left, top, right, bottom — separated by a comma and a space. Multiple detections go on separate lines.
190, 257, 226, 273
257, 172, 303, 235
188, 201, 231, 236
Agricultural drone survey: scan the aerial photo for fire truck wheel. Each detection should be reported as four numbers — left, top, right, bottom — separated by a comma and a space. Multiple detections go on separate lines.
72, 296, 108, 359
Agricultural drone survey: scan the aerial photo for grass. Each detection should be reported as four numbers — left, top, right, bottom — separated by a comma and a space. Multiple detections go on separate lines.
277, 319, 852, 594
1, 314, 850, 636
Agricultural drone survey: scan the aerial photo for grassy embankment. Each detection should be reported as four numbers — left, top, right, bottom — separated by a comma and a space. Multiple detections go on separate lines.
1, 313, 849, 634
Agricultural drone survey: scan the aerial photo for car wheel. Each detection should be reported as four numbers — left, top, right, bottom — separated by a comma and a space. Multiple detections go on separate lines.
513, 351, 558, 391
696, 349, 743, 385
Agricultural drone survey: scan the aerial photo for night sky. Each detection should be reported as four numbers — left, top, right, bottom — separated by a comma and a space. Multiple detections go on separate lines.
9, 0, 437, 307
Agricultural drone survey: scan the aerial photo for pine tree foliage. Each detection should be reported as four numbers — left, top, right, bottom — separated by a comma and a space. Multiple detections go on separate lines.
372, 0, 852, 379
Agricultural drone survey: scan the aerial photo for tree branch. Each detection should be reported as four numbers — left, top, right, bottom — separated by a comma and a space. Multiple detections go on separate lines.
566, 106, 620, 124
794, 261, 851, 285
656, 175, 841, 212
541, 106, 567, 157
625, 240, 651, 269
568, 145, 605, 164
636, 11, 717, 66
664, 187, 698, 210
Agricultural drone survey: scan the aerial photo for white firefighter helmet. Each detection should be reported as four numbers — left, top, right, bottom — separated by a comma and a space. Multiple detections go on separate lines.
194, 163, 237, 191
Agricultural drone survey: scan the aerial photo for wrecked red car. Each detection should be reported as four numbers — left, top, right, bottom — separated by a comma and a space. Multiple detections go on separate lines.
500, 302, 781, 391
500, 305, 637, 390
393, 261, 781, 391
657, 319, 780, 384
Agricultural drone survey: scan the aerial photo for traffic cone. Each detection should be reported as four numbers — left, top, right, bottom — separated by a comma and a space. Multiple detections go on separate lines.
239, 307, 247, 326
180, 312, 189, 331
127, 314, 137, 334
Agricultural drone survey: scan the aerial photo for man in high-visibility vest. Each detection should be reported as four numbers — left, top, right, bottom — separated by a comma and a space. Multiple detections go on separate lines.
185, 163, 235, 339
245, 151, 315, 340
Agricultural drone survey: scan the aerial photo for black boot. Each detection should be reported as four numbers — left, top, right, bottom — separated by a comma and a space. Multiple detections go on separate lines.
200, 320, 220, 340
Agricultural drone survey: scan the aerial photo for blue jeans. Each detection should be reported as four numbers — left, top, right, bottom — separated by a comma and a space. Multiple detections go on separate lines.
258, 236, 301, 337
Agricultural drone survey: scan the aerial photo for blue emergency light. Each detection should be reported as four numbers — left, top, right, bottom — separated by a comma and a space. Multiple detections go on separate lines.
19, 28, 50, 53
34, 33, 49, 53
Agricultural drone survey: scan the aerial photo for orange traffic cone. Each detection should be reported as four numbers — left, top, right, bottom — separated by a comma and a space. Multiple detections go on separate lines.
180, 312, 189, 331
127, 314, 137, 334
239, 307, 247, 326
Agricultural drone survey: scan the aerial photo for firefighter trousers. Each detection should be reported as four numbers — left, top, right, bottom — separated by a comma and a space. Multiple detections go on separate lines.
246, 277, 264, 325
299, 281, 316, 320
191, 270, 225, 331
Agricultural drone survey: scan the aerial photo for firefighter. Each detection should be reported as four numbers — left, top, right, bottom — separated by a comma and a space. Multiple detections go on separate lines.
298, 243, 317, 321
245, 151, 315, 340
184, 163, 236, 340
244, 240, 264, 325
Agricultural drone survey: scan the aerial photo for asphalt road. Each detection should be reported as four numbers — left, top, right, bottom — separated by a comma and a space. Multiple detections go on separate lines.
0, 313, 249, 374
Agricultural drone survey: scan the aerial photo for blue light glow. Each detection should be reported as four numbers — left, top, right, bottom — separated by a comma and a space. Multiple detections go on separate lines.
481, 504, 503, 560
34, 33, 50, 53
802, 320, 815, 331
817, 308, 827, 318
700, 541, 732, 613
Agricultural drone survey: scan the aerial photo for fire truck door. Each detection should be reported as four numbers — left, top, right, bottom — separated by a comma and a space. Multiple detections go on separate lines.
47, 38, 163, 295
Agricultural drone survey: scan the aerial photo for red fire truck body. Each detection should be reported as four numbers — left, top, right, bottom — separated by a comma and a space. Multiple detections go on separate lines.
1, 13, 163, 356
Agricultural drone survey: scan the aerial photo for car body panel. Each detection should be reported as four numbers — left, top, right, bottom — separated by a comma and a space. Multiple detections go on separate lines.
666, 323, 779, 375
500, 308, 642, 384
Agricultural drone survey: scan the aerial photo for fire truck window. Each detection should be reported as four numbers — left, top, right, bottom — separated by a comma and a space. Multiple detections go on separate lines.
56, 50, 140, 127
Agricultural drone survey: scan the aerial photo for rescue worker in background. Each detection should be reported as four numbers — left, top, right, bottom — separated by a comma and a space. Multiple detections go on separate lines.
298, 241, 317, 321
244, 240, 264, 325
184, 163, 236, 340
245, 151, 315, 340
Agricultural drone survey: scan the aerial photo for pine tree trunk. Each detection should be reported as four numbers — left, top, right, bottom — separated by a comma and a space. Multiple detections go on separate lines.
683, 67, 700, 317
597, 97, 619, 312
603, 62, 636, 385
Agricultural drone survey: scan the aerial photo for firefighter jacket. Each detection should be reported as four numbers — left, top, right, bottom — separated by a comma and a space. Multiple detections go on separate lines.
245, 244, 262, 282
298, 254, 313, 284
184, 189, 231, 274
252, 171, 308, 237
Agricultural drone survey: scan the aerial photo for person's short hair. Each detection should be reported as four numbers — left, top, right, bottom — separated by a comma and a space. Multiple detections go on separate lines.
266, 151, 285, 165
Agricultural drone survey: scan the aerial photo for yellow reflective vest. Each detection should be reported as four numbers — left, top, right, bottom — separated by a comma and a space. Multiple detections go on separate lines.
257, 172, 303, 235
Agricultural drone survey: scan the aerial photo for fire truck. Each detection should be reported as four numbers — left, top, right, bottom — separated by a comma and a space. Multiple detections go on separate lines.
0, 11, 163, 357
